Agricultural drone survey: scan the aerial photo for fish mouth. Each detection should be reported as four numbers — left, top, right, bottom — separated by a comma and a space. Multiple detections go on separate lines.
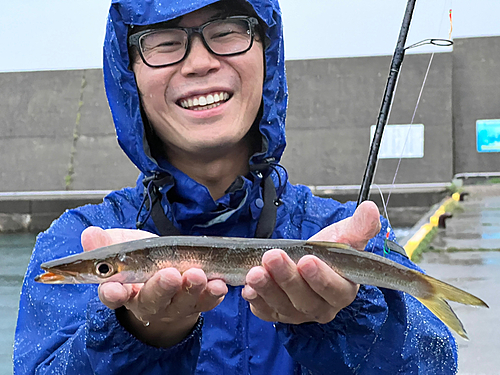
35, 271, 78, 284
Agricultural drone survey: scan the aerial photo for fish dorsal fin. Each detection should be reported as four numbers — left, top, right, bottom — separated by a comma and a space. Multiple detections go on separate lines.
304, 241, 356, 251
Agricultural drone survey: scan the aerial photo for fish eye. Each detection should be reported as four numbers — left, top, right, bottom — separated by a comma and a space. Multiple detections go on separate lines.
95, 262, 115, 278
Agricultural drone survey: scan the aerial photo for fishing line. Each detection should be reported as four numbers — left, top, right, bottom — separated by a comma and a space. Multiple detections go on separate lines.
357, 0, 418, 207
368, 65, 403, 254
369, 60, 405, 201
366, 61, 405, 253
371, 184, 394, 255
380, 0, 453, 218
384, 52, 434, 209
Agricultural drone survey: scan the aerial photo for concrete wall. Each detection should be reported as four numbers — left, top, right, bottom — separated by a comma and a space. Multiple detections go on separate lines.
452, 36, 500, 174
282, 52, 453, 185
0, 69, 139, 193
0, 36, 498, 193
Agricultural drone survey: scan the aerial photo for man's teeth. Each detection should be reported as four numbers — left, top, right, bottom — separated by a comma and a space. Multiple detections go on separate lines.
180, 92, 230, 110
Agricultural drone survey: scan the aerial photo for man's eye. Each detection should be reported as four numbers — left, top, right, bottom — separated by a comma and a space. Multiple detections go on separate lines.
154, 42, 180, 50
144, 40, 182, 53
157, 41, 182, 47
212, 30, 235, 39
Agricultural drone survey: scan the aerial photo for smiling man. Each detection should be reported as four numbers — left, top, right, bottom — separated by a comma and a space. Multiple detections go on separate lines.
130, 5, 265, 200
14, 0, 458, 374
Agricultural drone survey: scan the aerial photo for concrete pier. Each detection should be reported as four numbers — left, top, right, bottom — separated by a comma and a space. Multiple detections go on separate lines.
416, 183, 500, 374
429, 184, 500, 251
0, 183, 450, 233
0, 190, 109, 232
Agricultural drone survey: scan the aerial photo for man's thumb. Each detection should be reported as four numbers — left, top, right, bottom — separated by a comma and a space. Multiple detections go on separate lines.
81, 226, 113, 252
309, 201, 382, 250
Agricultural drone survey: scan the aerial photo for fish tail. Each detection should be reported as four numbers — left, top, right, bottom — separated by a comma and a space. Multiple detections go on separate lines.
416, 295, 468, 340
424, 274, 488, 307
416, 274, 488, 340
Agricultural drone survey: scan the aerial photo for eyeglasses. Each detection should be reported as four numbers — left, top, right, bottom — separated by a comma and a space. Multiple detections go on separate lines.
128, 16, 260, 68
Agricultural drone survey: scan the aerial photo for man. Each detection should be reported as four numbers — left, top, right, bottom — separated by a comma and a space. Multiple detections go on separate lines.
14, 0, 458, 373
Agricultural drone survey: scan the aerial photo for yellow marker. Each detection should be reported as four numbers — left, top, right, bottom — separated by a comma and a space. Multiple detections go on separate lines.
404, 223, 434, 258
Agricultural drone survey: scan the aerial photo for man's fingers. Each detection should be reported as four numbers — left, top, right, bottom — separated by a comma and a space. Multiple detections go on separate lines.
197, 279, 228, 312
170, 268, 208, 316
310, 201, 381, 250
245, 263, 296, 312
242, 286, 281, 322
81, 226, 157, 253
135, 268, 226, 322
297, 256, 359, 310
260, 250, 323, 315
134, 268, 183, 316
98, 265, 227, 327
98, 282, 134, 310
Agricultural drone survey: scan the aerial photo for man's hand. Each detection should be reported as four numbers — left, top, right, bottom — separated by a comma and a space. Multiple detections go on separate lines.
241, 201, 381, 324
81, 227, 228, 347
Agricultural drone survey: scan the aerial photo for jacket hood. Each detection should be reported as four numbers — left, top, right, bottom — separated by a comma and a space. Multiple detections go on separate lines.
103, 0, 288, 177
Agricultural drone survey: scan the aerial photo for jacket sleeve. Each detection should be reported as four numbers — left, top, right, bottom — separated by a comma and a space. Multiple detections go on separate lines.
275, 195, 458, 374
13, 194, 203, 375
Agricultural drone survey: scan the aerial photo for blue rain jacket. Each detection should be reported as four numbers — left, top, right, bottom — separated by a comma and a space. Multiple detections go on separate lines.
14, 0, 458, 373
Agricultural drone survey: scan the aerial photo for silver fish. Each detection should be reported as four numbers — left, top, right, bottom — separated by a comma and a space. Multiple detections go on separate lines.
35, 236, 488, 339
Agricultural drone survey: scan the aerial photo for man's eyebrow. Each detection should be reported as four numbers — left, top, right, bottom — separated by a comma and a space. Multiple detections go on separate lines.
209, 11, 225, 20
136, 9, 238, 31
170, 11, 224, 28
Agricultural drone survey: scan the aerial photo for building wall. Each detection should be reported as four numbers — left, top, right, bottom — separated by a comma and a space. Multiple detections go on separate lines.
0, 36, 498, 192
0, 70, 139, 192
282, 52, 453, 185
452, 36, 500, 174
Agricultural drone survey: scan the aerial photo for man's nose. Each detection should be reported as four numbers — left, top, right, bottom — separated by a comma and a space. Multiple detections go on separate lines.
180, 35, 221, 76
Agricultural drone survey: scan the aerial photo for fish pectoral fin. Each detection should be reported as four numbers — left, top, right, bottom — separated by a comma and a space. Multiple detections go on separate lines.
416, 296, 468, 340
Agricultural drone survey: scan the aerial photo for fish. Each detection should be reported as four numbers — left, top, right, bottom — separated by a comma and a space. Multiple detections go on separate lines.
35, 236, 488, 339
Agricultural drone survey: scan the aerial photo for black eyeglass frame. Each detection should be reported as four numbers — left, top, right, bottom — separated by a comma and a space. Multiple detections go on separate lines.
128, 16, 260, 68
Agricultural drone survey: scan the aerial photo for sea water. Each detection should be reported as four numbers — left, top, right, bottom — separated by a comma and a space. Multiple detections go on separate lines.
0, 233, 36, 375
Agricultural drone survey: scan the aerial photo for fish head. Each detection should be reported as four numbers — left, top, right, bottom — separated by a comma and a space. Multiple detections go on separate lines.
35, 251, 143, 284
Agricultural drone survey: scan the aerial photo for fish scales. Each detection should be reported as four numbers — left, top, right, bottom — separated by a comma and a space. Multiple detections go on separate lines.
141, 239, 314, 285
35, 235, 488, 339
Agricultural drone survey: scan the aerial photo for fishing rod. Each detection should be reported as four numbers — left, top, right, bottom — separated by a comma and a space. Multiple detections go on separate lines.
356, 0, 417, 206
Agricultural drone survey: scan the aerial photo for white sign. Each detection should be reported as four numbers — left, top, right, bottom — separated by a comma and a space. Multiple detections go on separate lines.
370, 124, 424, 159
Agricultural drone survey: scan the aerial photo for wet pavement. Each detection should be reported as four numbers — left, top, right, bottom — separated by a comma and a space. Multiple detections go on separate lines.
419, 184, 500, 374
430, 184, 500, 251
419, 251, 499, 375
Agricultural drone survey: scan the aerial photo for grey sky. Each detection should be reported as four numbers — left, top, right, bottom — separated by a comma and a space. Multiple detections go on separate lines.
2, 0, 500, 72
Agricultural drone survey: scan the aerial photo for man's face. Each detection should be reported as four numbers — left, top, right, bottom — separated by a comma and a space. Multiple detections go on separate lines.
132, 6, 265, 160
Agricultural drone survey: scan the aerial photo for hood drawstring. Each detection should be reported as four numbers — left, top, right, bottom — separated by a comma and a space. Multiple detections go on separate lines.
250, 159, 288, 238
136, 173, 174, 231
135, 179, 154, 229
269, 162, 288, 202
250, 158, 288, 204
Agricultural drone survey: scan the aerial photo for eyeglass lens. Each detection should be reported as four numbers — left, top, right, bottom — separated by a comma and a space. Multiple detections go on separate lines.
140, 18, 252, 66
